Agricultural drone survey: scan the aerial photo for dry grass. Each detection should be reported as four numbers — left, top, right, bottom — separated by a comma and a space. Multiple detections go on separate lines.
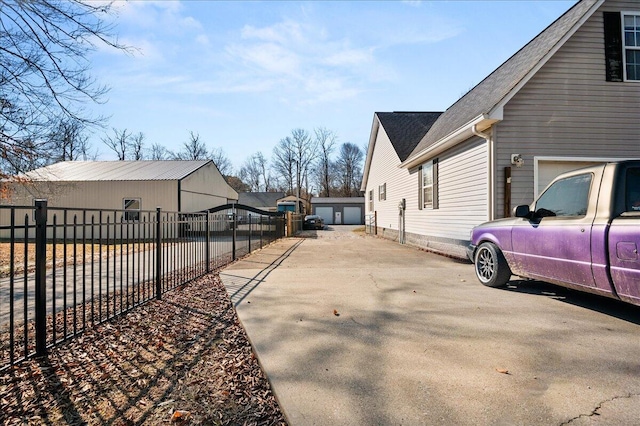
0, 273, 287, 425
0, 242, 153, 278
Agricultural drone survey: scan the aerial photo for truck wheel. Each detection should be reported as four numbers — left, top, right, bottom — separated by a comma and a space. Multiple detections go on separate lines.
474, 242, 512, 288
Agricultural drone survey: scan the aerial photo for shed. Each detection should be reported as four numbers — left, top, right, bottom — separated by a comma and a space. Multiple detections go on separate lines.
311, 197, 365, 225
361, 0, 640, 258
3, 160, 238, 213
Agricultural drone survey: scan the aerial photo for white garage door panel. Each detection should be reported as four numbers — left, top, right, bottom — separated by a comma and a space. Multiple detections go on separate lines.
343, 207, 361, 225
315, 207, 334, 225
537, 160, 603, 196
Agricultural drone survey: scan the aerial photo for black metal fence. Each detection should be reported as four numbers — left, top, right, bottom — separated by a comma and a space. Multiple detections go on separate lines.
0, 201, 285, 371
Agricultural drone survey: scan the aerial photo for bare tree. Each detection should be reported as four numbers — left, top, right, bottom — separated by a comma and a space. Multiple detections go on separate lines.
173, 131, 209, 160
0, 0, 126, 178
210, 147, 233, 176
272, 137, 296, 194
336, 142, 364, 197
130, 132, 146, 160
226, 175, 250, 193
239, 152, 270, 192
102, 128, 131, 160
149, 143, 171, 160
314, 127, 337, 197
46, 118, 95, 163
291, 129, 318, 204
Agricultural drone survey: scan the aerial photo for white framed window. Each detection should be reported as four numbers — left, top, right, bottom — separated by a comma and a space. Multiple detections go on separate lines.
623, 12, 640, 81
378, 183, 386, 201
368, 189, 374, 212
418, 159, 439, 210
422, 163, 433, 208
123, 198, 141, 221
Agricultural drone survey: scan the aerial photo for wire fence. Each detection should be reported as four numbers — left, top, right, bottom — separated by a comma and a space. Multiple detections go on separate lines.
0, 201, 285, 371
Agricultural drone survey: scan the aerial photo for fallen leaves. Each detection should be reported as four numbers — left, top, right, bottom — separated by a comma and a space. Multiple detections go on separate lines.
0, 273, 287, 425
495, 368, 510, 375
333, 309, 340, 317
171, 409, 191, 423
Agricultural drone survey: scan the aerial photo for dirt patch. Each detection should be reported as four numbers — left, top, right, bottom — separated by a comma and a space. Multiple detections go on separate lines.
0, 273, 287, 425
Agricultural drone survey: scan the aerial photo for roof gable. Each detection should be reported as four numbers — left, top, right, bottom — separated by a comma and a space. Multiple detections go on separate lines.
407, 0, 600, 162
376, 112, 442, 162
23, 160, 212, 181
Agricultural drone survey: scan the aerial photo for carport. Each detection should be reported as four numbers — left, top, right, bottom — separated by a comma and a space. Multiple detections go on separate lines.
220, 229, 640, 425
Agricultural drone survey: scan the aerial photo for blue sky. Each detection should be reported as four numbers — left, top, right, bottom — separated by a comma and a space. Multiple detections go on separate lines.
90, 0, 577, 172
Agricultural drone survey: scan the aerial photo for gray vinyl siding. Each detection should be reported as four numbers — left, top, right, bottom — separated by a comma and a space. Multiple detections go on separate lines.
405, 137, 488, 242
364, 122, 410, 230
496, 0, 640, 216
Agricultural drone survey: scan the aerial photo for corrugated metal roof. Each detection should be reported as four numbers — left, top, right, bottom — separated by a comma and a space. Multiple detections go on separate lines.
23, 160, 211, 181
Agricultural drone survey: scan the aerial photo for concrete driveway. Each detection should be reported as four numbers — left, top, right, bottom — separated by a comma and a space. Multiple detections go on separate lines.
220, 226, 640, 425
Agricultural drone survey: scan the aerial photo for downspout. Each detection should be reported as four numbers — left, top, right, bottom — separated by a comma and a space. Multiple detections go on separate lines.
472, 124, 494, 221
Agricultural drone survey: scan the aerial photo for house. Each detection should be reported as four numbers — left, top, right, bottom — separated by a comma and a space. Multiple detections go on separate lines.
3, 160, 238, 212
361, 0, 640, 259
238, 191, 286, 212
311, 197, 366, 225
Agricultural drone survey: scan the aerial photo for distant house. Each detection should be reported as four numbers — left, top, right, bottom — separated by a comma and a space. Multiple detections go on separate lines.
311, 197, 365, 225
238, 192, 286, 212
3, 160, 238, 213
361, 0, 640, 258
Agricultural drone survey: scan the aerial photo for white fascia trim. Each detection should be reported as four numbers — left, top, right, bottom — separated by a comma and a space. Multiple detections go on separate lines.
492, 0, 603, 112
360, 115, 380, 192
399, 113, 499, 169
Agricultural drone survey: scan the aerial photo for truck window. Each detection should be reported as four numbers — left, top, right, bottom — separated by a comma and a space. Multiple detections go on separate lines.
535, 173, 592, 217
626, 167, 640, 212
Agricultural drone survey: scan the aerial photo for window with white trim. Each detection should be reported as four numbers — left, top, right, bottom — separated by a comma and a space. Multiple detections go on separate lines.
418, 158, 439, 210
378, 183, 386, 201
422, 163, 433, 208
623, 12, 640, 81
368, 189, 374, 212
123, 198, 141, 221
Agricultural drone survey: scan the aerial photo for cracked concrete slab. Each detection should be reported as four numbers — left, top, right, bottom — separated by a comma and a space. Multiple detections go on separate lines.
561, 394, 640, 425
221, 227, 640, 425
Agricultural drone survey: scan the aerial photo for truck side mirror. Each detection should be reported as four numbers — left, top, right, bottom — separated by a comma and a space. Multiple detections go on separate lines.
514, 205, 531, 218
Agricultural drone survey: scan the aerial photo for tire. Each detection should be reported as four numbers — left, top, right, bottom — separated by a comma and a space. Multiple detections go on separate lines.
474, 242, 512, 288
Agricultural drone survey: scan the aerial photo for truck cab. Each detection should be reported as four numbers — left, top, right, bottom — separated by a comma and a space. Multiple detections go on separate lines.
468, 161, 640, 306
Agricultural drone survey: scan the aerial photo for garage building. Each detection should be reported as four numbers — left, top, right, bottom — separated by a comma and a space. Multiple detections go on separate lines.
311, 197, 365, 225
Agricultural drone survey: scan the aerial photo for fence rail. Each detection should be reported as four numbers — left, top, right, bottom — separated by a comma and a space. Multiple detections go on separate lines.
364, 212, 377, 235
0, 201, 285, 371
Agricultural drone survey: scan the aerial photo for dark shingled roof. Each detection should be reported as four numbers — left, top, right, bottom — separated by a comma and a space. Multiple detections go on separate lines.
238, 192, 286, 208
376, 112, 442, 162
408, 0, 597, 160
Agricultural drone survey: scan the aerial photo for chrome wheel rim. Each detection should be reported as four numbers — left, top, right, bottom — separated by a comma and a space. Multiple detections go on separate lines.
476, 247, 495, 283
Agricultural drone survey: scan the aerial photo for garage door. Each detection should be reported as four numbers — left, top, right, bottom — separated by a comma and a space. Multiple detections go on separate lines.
537, 160, 604, 196
343, 207, 362, 225
315, 207, 334, 225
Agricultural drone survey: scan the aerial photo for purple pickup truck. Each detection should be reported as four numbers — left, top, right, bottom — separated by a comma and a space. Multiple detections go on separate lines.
468, 161, 640, 306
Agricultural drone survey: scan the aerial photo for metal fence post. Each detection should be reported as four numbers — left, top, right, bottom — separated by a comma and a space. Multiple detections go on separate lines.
155, 207, 162, 300
205, 212, 211, 273
34, 199, 47, 356
232, 211, 237, 261
248, 213, 252, 253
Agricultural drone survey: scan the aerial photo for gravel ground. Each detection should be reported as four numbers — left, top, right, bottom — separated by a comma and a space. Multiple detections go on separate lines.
0, 273, 287, 425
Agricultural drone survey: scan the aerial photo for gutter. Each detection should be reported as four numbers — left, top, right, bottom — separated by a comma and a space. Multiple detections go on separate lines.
472, 124, 494, 221
399, 113, 500, 170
